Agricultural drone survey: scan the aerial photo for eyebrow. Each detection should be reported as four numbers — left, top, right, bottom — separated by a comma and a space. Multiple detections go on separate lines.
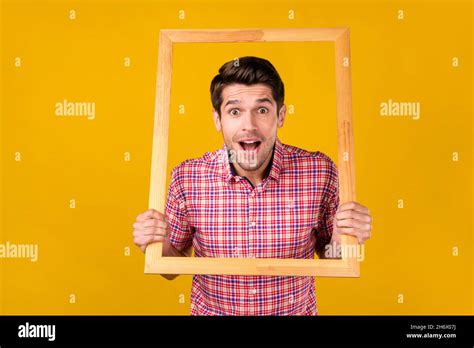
223, 97, 274, 108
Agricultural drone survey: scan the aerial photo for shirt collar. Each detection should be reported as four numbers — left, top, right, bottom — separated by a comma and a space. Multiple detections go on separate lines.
217, 136, 284, 184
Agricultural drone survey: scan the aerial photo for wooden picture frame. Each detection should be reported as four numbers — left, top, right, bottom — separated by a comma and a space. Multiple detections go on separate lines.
144, 28, 359, 277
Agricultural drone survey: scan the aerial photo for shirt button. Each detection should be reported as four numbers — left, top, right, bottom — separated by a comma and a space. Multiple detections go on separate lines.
249, 221, 256, 227
249, 289, 257, 295
248, 253, 254, 258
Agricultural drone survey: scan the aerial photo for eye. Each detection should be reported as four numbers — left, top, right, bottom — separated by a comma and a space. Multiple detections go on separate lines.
257, 107, 269, 114
229, 109, 240, 116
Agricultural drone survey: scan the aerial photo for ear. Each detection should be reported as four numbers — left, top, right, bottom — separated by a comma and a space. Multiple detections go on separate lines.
277, 104, 287, 128
212, 108, 222, 132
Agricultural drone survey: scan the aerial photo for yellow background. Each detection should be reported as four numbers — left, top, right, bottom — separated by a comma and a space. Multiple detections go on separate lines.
0, 0, 472, 315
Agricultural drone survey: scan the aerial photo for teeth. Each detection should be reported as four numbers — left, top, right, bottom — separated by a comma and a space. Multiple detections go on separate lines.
239, 140, 260, 152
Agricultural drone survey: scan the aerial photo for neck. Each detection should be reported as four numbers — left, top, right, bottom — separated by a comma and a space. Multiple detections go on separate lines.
234, 159, 271, 187
231, 144, 275, 187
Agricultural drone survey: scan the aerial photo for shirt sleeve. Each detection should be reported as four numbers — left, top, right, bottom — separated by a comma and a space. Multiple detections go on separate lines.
314, 159, 340, 258
165, 166, 194, 252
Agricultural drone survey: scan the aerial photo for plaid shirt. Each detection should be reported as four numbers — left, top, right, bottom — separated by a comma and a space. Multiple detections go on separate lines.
165, 137, 339, 315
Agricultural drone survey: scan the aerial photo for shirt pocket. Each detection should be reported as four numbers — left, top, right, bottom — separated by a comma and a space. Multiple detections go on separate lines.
260, 196, 318, 258
191, 202, 247, 258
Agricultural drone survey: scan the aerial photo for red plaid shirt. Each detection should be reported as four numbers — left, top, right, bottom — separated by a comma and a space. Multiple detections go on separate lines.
165, 137, 339, 315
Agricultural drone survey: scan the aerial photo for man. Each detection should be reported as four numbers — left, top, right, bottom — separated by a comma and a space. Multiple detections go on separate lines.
133, 56, 372, 315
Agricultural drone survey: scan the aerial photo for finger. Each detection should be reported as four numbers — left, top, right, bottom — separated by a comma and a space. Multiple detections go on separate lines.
336, 209, 372, 223
145, 235, 167, 245
337, 228, 370, 244
140, 236, 166, 253
337, 201, 369, 215
150, 210, 166, 221
358, 231, 371, 244
134, 234, 166, 247
133, 219, 167, 230
336, 218, 371, 231
137, 209, 165, 222
134, 236, 162, 251
133, 226, 168, 238
136, 209, 156, 222
337, 201, 369, 214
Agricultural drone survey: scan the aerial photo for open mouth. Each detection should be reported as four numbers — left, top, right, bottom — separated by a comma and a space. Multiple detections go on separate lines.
238, 140, 262, 152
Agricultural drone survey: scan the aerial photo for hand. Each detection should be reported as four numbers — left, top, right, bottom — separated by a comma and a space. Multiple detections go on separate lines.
331, 201, 372, 244
132, 209, 169, 253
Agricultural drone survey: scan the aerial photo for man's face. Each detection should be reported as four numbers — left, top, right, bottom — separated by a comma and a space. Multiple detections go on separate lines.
213, 83, 286, 172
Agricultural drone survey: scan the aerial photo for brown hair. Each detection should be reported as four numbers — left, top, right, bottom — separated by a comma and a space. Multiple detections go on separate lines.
210, 56, 285, 117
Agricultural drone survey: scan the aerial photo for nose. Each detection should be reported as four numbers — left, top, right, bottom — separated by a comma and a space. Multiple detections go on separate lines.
241, 111, 258, 132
